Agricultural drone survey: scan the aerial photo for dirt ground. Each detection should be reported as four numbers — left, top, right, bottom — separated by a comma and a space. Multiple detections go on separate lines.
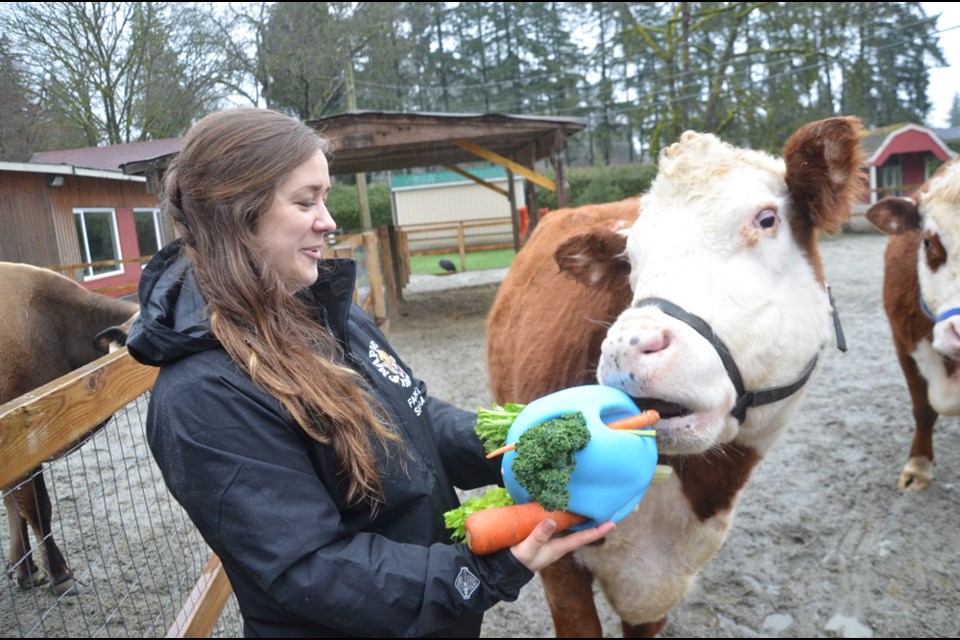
389, 230, 960, 639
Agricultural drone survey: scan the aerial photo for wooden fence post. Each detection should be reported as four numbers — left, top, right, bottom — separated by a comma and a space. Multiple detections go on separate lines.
388, 226, 406, 302
377, 227, 400, 321
166, 555, 233, 638
457, 222, 467, 272
363, 231, 388, 333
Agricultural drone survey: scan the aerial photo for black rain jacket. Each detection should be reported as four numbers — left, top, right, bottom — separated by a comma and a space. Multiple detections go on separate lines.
126, 242, 532, 638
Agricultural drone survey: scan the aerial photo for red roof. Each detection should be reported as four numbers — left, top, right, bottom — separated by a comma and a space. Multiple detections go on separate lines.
861, 124, 956, 166
30, 138, 183, 172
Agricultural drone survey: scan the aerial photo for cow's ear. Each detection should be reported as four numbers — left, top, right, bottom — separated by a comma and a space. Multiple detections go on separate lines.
93, 311, 138, 354
93, 327, 127, 353
783, 116, 868, 234
865, 196, 921, 236
555, 228, 630, 287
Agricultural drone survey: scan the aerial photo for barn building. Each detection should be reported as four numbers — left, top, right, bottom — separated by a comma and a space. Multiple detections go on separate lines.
843, 123, 958, 231
860, 123, 957, 203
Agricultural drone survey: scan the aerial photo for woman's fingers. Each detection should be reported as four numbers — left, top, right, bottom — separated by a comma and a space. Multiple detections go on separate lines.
511, 520, 615, 573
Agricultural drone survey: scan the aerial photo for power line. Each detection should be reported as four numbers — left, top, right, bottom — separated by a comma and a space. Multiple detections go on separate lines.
354, 13, 957, 127
353, 6, 947, 97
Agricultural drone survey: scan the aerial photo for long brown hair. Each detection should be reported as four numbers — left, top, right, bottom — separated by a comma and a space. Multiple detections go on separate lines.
163, 108, 400, 507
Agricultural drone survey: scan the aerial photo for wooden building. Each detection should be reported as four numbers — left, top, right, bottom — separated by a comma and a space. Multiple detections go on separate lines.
0, 161, 164, 297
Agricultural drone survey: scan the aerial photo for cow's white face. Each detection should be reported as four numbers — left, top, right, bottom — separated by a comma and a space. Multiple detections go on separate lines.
916, 162, 960, 358
596, 131, 834, 455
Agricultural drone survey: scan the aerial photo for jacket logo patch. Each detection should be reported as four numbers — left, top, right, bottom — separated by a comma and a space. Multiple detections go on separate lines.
369, 340, 412, 387
455, 567, 480, 599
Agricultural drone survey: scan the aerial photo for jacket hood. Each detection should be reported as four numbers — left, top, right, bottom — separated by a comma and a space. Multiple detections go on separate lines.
127, 240, 359, 368
126, 241, 220, 367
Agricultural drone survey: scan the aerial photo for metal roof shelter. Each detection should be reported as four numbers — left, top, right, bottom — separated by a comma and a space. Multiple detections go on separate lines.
309, 110, 583, 177
121, 111, 587, 243
305, 111, 587, 244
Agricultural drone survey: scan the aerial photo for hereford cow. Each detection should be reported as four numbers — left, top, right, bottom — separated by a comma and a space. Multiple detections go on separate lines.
1, 262, 138, 594
865, 157, 960, 491
486, 117, 866, 637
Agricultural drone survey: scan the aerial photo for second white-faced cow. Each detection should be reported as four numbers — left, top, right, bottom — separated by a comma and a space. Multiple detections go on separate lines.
866, 157, 960, 491
486, 117, 866, 636
1, 262, 138, 594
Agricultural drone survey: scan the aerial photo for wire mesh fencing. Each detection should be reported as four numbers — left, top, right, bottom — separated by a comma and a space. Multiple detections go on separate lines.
1, 393, 243, 638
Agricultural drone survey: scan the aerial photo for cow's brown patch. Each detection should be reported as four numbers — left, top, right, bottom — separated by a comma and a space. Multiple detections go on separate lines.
922, 231, 948, 272
666, 443, 761, 521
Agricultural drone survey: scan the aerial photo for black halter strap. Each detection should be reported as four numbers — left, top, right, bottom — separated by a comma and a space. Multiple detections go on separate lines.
632, 296, 832, 424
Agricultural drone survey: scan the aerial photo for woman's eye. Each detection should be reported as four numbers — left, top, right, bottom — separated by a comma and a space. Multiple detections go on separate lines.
756, 208, 778, 229
298, 201, 316, 209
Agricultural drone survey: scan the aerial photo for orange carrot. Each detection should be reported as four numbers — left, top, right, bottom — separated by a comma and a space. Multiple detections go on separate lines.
605, 409, 660, 431
485, 442, 516, 459
464, 502, 589, 555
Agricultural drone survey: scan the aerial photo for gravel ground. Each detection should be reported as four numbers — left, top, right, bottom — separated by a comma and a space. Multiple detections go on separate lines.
389, 230, 960, 639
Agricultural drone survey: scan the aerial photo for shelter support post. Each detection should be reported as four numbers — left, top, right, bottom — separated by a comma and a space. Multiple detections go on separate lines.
357, 173, 372, 230
525, 181, 539, 239
516, 144, 540, 239
506, 169, 520, 253
551, 148, 569, 209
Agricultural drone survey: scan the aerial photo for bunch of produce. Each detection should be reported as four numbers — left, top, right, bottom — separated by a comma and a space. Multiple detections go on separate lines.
445, 395, 670, 554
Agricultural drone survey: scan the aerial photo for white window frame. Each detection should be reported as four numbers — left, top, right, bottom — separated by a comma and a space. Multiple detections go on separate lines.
133, 207, 163, 268
880, 162, 903, 198
73, 208, 123, 280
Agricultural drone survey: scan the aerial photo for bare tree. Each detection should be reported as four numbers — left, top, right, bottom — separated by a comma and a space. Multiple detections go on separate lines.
3, 2, 235, 146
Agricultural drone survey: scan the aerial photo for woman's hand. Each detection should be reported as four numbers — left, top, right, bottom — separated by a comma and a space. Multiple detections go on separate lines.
510, 518, 616, 573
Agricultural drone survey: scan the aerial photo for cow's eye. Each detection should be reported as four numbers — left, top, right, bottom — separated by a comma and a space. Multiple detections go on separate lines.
756, 208, 778, 229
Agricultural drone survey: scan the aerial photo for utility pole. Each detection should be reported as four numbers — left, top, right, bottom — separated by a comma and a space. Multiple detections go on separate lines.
345, 54, 372, 230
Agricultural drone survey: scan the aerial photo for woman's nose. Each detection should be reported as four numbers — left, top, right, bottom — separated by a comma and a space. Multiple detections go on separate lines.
315, 204, 337, 233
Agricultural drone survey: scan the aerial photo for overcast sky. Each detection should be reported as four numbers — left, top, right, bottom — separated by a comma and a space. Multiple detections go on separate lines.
924, 2, 960, 128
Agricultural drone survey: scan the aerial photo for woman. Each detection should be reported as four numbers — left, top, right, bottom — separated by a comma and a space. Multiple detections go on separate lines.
126, 108, 613, 638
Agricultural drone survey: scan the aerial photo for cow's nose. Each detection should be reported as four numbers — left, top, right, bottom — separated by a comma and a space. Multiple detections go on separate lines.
934, 317, 960, 357
629, 327, 672, 354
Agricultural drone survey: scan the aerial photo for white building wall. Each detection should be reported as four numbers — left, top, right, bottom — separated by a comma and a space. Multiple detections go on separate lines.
394, 177, 526, 251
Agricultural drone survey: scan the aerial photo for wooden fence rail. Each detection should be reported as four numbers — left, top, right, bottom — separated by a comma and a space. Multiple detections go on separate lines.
0, 350, 157, 485
396, 218, 514, 272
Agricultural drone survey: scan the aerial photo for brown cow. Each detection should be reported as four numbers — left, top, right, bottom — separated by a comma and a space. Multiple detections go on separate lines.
865, 157, 960, 491
487, 117, 866, 636
1, 262, 138, 594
